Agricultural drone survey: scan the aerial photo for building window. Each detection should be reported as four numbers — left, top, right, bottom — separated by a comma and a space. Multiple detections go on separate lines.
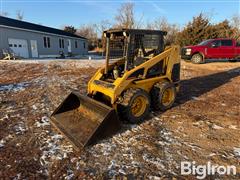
75, 41, 78, 48
59, 38, 64, 48
83, 42, 86, 49
9, 44, 13, 47
43, 36, 50, 48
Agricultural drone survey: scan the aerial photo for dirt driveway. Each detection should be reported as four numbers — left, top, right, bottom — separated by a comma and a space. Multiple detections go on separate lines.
0, 60, 239, 179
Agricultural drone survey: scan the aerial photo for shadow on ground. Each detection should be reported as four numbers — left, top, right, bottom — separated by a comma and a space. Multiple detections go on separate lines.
183, 59, 240, 63
176, 67, 240, 105
116, 66, 240, 133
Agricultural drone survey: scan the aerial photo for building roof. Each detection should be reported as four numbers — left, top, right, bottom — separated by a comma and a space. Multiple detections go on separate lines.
104, 28, 167, 36
0, 16, 86, 40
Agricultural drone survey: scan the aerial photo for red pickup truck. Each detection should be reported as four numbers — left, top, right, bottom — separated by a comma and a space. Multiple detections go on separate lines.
181, 38, 240, 63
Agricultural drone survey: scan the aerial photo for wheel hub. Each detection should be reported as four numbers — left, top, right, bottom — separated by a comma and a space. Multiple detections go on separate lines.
162, 88, 175, 106
131, 96, 147, 117
193, 56, 201, 63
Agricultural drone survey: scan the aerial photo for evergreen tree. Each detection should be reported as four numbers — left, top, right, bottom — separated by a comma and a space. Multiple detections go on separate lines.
63, 26, 77, 34
176, 13, 211, 46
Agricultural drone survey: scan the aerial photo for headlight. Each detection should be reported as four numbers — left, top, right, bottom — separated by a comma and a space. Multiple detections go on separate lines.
185, 48, 192, 55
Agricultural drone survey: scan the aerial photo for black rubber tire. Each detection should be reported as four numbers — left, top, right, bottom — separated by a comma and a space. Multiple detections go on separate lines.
150, 81, 177, 111
118, 88, 150, 124
191, 53, 204, 64
183, 59, 191, 63
228, 59, 237, 62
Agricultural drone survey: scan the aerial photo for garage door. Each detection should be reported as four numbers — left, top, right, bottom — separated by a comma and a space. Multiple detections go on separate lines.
8, 38, 29, 58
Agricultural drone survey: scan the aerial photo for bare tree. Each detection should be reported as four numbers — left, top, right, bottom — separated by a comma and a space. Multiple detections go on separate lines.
93, 20, 112, 51
16, 10, 24, 20
114, 3, 135, 28
77, 24, 97, 39
77, 24, 98, 50
147, 17, 169, 30
94, 20, 112, 36
0, 11, 9, 17
231, 14, 240, 29
147, 17, 180, 45
231, 14, 240, 39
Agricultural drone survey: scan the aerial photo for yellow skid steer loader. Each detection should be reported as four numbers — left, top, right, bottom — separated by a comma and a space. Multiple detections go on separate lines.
51, 29, 180, 150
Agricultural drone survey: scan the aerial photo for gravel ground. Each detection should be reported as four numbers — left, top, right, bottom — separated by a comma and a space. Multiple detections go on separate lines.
0, 59, 239, 179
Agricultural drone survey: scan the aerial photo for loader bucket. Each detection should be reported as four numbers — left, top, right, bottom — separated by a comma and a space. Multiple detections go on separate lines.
50, 92, 121, 150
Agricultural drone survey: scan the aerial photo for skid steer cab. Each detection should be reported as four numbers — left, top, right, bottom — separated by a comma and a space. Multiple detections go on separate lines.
51, 28, 180, 150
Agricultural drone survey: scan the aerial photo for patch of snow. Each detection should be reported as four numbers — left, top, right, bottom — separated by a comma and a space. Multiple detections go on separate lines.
0, 82, 29, 92
95, 142, 116, 156
143, 153, 165, 170
14, 122, 28, 135
35, 116, 50, 127
192, 96, 200, 100
177, 150, 189, 160
87, 54, 104, 60
0, 139, 6, 148
0, 114, 9, 121
148, 176, 161, 180
212, 124, 224, 130
108, 160, 119, 177
13, 173, 21, 180
233, 147, 240, 157
65, 169, 74, 180
208, 153, 216, 157
40, 133, 73, 167
0, 135, 14, 148
118, 168, 126, 175
192, 121, 204, 127
186, 143, 202, 151
16, 143, 21, 147
154, 117, 161, 120
87, 119, 181, 176
50, 60, 105, 69
129, 124, 138, 129
229, 125, 238, 129
5, 134, 13, 140
32, 105, 37, 110
131, 161, 141, 167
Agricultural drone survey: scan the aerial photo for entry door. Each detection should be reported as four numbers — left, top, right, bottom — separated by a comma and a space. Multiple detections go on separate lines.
8, 38, 29, 58
219, 40, 235, 59
206, 40, 221, 58
30, 40, 38, 58
68, 39, 72, 53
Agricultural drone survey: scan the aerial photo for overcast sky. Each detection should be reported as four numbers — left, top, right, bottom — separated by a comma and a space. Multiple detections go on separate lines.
1, 0, 239, 29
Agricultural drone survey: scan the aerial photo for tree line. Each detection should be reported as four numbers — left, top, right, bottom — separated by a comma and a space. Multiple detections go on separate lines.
63, 3, 239, 50
2, 3, 238, 50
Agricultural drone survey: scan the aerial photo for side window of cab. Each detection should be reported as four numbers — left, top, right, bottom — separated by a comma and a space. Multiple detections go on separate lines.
221, 40, 233, 46
237, 41, 240, 47
210, 40, 221, 48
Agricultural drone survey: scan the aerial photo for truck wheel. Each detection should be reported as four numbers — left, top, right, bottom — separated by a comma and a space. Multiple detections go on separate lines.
191, 54, 204, 64
150, 81, 176, 111
118, 88, 150, 123
228, 59, 237, 62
